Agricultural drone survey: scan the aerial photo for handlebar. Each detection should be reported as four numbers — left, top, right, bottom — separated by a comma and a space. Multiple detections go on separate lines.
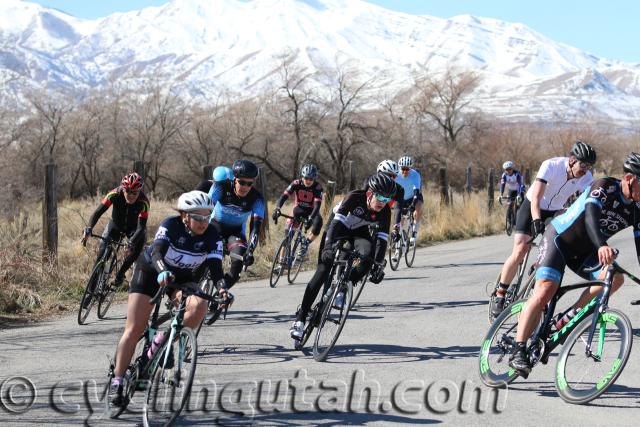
582, 249, 621, 274
83, 233, 130, 247
149, 280, 220, 306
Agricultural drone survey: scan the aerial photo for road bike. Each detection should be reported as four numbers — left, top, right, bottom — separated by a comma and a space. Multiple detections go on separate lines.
388, 208, 417, 271
270, 213, 311, 287
479, 255, 635, 404
498, 195, 520, 236
79, 233, 129, 325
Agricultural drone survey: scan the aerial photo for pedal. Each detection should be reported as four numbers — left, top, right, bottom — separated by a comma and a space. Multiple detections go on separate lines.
516, 369, 530, 379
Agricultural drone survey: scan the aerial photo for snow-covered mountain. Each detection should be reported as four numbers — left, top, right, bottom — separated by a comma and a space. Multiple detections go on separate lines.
2, 0, 640, 124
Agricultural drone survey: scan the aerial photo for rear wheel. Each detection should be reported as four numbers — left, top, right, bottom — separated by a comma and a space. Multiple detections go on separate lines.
78, 262, 102, 325
143, 328, 198, 426
555, 309, 632, 404
269, 238, 289, 288
288, 236, 305, 283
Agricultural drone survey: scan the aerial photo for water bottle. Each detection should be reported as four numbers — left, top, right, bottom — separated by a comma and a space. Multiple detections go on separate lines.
146, 330, 167, 360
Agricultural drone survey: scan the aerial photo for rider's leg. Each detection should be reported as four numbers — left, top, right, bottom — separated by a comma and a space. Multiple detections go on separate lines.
115, 231, 145, 285
413, 198, 424, 236
498, 233, 531, 290
569, 272, 624, 312
113, 292, 154, 377
350, 237, 373, 283
224, 236, 247, 288
180, 293, 208, 329
515, 278, 559, 342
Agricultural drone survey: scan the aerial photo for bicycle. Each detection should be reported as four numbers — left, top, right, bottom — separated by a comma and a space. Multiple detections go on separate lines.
79, 233, 129, 325
102, 280, 226, 425
388, 207, 418, 271
487, 236, 538, 325
293, 224, 379, 361
478, 254, 635, 404
199, 270, 235, 328
498, 195, 520, 236
270, 213, 311, 287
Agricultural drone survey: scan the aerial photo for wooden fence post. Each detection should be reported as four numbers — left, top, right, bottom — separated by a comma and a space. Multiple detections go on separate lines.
487, 168, 495, 210
43, 163, 58, 267
348, 161, 357, 191
439, 167, 449, 205
465, 165, 472, 194
202, 165, 213, 181
324, 180, 336, 216
258, 167, 269, 244
133, 160, 145, 178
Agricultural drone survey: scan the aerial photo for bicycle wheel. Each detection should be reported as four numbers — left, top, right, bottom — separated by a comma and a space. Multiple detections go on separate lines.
405, 220, 417, 268
555, 309, 633, 404
515, 272, 536, 300
313, 281, 353, 362
287, 237, 305, 283
479, 299, 528, 387
78, 262, 102, 325
350, 273, 368, 310
388, 233, 402, 271
505, 207, 513, 236
269, 238, 289, 288
97, 255, 118, 319
143, 327, 198, 427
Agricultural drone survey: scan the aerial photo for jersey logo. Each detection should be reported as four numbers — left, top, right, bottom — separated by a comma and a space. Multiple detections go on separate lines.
194, 242, 205, 251
353, 207, 365, 216
613, 201, 620, 209
178, 237, 186, 246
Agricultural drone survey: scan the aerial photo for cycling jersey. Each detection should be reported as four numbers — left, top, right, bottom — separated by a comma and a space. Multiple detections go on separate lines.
396, 168, 422, 201
500, 170, 525, 194
525, 157, 593, 211
88, 186, 150, 245
536, 177, 640, 283
276, 179, 323, 218
208, 180, 265, 235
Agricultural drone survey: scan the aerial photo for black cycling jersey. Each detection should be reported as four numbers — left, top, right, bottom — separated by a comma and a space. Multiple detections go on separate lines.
276, 179, 323, 219
88, 186, 150, 245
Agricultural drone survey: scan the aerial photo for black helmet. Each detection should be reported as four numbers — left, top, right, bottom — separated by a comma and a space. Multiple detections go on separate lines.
367, 172, 396, 198
623, 152, 640, 177
301, 164, 318, 179
232, 159, 259, 179
571, 140, 596, 164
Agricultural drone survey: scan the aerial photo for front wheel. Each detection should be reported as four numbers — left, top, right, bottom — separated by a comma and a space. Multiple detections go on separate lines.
405, 220, 417, 268
78, 262, 102, 325
350, 274, 368, 310
313, 281, 353, 362
388, 234, 402, 271
288, 237, 305, 283
555, 309, 632, 404
505, 206, 513, 236
143, 327, 198, 426
269, 238, 289, 288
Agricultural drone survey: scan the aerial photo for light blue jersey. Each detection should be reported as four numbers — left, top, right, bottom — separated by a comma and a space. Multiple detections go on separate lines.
396, 169, 421, 201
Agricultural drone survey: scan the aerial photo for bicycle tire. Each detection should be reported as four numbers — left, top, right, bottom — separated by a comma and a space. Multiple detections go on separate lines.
350, 273, 368, 310
78, 261, 102, 325
269, 238, 289, 288
388, 233, 403, 271
487, 273, 502, 325
555, 309, 632, 404
505, 207, 513, 236
515, 272, 536, 300
288, 236, 305, 283
405, 218, 417, 267
97, 254, 118, 319
313, 280, 353, 362
143, 327, 198, 427
479, 299, 528, 387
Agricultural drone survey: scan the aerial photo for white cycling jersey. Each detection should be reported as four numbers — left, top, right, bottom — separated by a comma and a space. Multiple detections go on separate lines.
525, 157, 593, 211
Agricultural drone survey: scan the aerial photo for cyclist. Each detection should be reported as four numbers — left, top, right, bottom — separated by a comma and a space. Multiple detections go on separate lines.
289, 172, 395, 340
371, 160, 407, 262
208, 159, 265, 288
499, 161, 526, 205
272, 164, 324, 263
195, 166, 234, 193
82, 173, 149, 294
509, 153, 640, 373
108, 190, 227, 407
490, 140, 597, 320
396, 155, 423, 243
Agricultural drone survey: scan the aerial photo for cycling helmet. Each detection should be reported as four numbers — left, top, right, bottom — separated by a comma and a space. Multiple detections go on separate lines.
177, 190, 215, 212
398, 156, 413, 168
377, 160, 399, 176
571, 140, 596, 164
121, 172, 143, 191
232, 159, 259, 179
623, 152, 640, 177
367, 172, 396, 198
502, 161, 514, 170
213, 166, 233, 182
301, 164, 318, 179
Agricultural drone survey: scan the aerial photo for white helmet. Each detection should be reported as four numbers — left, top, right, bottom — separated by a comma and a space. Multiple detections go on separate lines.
398, 156, 413, 168
377, 159, 399, 176
502, 161, 514, 170
177, 190, 215, 212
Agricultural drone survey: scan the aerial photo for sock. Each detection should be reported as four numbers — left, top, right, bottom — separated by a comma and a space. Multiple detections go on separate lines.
496, 282, 510, 297
112, 376, 123, 386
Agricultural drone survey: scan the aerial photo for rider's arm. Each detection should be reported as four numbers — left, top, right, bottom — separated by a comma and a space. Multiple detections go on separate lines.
275, 182, 293, 209
207, 182, 223, 205
309, 184, 323, 219
248, 196, 266, 250
203, 237, 225, 284
87, 189, 119, 228
633, 223, 640, 267
129, 197, 150, 246
529, 179, 547, 220
150, 237, 171, 274
499, 173, 506, 195
373, 207, 392, 264
584, 200, 607, 249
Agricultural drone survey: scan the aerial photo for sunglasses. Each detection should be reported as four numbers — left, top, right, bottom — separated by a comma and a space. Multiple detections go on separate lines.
578, 161, 593, 170
236, 179, 254, 187
188, 213, 211, 222
125, 189, 140, 195
400, 167, 410, 172
374, 193, 392, 203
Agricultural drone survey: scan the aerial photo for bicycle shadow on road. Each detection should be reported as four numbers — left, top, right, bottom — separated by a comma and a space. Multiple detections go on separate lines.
423, 262, 504, 269
175, 411, 441, 426
508, 381, 640, 408
198, 343, 297, 365
350, 300, 487, 313
324, 343, 479, 364
211, 310, 384, 327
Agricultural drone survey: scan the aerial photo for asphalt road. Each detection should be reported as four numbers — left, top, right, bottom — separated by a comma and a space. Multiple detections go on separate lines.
1, 232, 639, 426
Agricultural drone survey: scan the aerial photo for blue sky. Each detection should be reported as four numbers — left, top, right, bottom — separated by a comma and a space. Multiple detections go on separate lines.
30, 0, 638, 63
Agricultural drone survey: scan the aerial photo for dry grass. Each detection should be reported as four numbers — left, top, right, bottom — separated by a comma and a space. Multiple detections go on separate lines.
0, 190, 503, 318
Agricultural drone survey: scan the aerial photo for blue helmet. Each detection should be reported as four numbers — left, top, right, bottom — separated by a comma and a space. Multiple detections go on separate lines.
213, 166, 234, 182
